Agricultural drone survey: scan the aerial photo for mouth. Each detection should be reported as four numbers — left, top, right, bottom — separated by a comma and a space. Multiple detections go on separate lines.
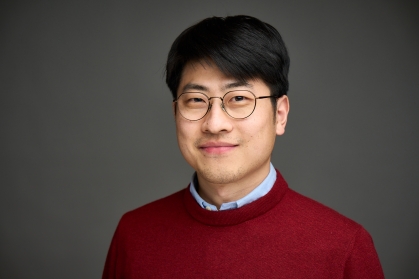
198, 142, 238, 154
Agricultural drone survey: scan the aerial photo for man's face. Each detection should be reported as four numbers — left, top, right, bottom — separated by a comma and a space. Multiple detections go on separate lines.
175, 62, 289, 189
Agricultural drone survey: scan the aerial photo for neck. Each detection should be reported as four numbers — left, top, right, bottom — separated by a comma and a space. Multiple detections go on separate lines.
196, 163, 271, 209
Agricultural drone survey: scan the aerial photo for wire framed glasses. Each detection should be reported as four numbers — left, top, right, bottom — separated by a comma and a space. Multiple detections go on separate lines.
173, 90, 276, 121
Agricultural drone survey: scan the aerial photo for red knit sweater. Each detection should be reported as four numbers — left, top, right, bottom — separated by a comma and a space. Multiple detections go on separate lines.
103, 171, 384, 278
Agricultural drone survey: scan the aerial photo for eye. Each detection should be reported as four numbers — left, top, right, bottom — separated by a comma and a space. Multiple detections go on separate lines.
180, 93, 208, 109
189, 97, 205, 103
231, 95, 246, 102
225, 91, 255, 108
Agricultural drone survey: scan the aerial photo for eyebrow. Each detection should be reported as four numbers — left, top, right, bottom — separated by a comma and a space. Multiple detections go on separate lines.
182, 81, 253, 93
222, 81, 253, 90
182, 83, 209, 92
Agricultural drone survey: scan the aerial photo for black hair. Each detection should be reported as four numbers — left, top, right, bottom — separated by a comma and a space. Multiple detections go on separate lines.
165, 15, 290, 107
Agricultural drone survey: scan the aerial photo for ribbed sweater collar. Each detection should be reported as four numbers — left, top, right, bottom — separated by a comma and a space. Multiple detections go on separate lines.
183, 169, 289, 226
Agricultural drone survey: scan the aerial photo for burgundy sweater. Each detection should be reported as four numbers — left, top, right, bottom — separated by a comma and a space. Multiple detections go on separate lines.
103, 171, 384, 278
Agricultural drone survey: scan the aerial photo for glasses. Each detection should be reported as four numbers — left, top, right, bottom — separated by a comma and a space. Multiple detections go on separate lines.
173, 90, 276, 121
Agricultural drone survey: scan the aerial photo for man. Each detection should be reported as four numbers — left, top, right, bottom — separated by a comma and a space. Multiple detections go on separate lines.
103, 15, 384, 278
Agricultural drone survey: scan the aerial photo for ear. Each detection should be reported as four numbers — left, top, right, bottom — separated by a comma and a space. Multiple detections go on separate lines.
172, 101, 177, 117
275, 95, 290, 136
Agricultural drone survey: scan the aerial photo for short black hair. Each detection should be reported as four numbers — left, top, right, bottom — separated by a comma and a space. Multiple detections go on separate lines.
165, 15, 290, 105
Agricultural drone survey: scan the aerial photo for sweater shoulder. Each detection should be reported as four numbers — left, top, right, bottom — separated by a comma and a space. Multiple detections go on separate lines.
281, 188, 363, 234
118, 188, 187, 228
271, 188, 374, 258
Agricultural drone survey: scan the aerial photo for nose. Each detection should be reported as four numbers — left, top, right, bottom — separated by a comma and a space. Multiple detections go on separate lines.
202, 98, 233, 134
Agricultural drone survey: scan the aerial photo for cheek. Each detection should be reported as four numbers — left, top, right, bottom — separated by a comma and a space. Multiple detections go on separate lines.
243, 118, 276, 150
176, 120, 198, 153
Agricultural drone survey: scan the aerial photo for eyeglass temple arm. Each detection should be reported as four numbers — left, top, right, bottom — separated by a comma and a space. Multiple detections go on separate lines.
256, 95, 280, 100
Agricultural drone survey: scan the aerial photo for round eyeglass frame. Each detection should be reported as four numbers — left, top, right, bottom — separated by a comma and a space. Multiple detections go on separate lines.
173, 90, 277, 121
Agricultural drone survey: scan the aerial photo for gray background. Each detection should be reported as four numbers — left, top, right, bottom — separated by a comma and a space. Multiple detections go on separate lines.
1, 0, 418, 278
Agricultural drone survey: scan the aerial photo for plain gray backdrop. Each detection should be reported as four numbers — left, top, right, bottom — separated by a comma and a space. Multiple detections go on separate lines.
1, 0, 418, 278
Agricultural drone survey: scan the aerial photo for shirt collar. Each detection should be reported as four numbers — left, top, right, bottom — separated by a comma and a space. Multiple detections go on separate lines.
189, 163, 277, 211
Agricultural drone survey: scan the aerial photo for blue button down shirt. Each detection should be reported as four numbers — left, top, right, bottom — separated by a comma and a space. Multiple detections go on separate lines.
189, 163, 277, 211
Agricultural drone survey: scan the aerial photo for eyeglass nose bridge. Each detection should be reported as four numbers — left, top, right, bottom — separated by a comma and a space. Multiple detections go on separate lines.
207, 96, 227, 114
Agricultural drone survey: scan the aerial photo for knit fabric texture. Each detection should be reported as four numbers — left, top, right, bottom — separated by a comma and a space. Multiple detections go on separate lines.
102, 170, 384, 278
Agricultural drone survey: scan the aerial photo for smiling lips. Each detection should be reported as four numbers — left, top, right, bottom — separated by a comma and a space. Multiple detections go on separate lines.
198, 142, 238, 154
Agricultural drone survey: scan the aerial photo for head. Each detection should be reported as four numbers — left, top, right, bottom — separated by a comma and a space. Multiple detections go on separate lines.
165, 15, 290, 195
166, 15, 290, 109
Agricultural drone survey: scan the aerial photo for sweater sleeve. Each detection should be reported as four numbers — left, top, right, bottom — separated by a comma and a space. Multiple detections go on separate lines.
102, 217, 125, 279
102, 228, 118, 279
343, 227, 385, 279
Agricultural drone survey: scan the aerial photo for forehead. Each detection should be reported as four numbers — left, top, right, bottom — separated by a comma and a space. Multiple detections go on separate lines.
178, 61, 262, 95
179, 62, 230, 86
